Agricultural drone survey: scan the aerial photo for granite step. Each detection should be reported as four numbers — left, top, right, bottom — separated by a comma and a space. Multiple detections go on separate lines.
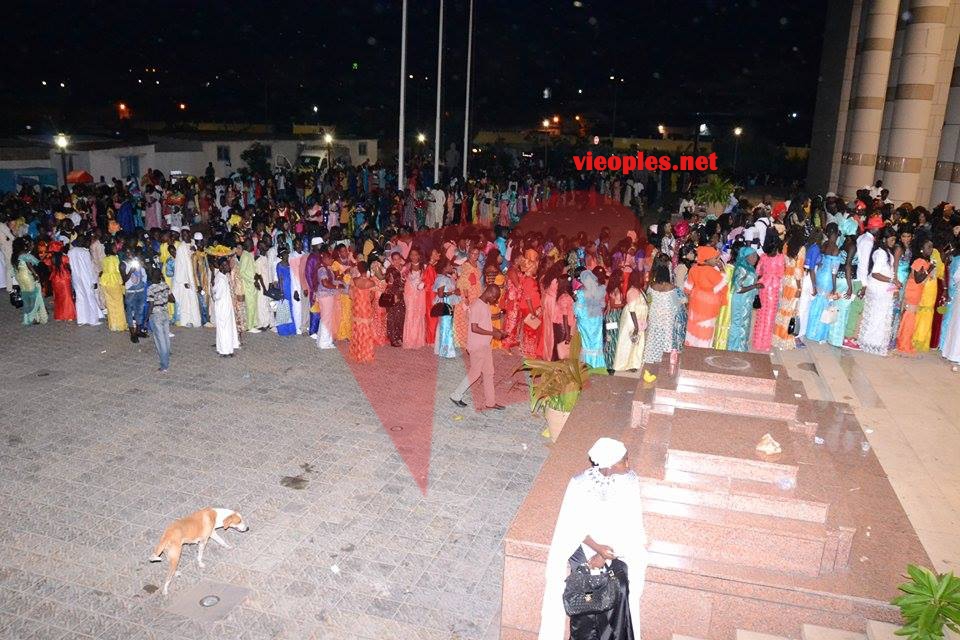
865, 621, 899, 640
643, 498, 851, 576
640, 478, 829, 523
665, 449, 798, 485
654, 386, 800, 421
802, 623, 867, 640
737, 630, 792, 640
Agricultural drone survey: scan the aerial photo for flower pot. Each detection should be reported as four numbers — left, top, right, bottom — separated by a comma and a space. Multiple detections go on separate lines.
545, 406, 571, 442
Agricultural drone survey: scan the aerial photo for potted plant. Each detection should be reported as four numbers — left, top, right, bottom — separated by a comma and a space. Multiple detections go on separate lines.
892, 564, 960, 640
516, 332, 593, 442
694, 174, 735, 217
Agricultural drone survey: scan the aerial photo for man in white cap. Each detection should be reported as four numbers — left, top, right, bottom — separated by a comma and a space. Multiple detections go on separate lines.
172, 228, 202, 327
539, 437, 646, 640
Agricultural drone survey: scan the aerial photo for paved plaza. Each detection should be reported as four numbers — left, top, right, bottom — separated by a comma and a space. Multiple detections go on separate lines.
0, 302, 546, 640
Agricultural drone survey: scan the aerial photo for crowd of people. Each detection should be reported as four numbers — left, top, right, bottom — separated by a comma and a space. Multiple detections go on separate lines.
3, 165, 960, 384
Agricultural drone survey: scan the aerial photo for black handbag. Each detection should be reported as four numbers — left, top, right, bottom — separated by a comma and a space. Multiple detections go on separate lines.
562, 563, 619, 616
9, 286, 23, 309
264, 284, 284, 301
429, 301, 452, 317
788, 316, 798, 336
753, 293, 762, 310
378, 292, 396, 308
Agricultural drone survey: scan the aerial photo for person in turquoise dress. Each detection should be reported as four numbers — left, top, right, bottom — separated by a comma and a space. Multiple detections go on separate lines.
939, 245, 959, 351
12, 238, 48, 326
890, 225, 914, 342
727, 245, 760, 352
574, 269, 606, 369
827, 242, 856, 347
433, 260, 459, 359
806, 224, 843, 343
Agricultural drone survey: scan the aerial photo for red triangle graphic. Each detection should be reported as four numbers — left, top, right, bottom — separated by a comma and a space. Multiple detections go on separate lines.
338, 342, 437, 494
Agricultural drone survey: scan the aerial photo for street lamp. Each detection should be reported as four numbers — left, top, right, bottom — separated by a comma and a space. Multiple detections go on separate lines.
552, 115, 559, 124
733, 126, 743, 175
541, 118, 550, 128
312, 105, 319, 113
323, 133, 333, 144
657, 124, 666, 137
55, 134, 69, 188
417, 132, 427, 143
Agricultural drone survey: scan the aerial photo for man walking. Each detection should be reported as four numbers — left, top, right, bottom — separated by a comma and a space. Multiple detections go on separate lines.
450, 285, 505, 411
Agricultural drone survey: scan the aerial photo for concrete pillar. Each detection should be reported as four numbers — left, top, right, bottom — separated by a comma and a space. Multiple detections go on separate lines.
838, 0, 900, 199
876, 3, 908, 181
932, 59, 960, 203
882, 0, 950, 204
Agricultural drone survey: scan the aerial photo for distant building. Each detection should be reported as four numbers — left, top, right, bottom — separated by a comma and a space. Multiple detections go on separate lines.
808, 0, 960, 205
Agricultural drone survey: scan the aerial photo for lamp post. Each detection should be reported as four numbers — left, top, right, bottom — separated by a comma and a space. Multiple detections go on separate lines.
324, 133, 333, 172
541, 119, 552, 171
55, 133, 69, 188
609, 76, 624, 142
733, 127, 743, 176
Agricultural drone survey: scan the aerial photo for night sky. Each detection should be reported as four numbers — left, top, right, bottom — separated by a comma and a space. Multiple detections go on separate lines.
3, 0, 827, 145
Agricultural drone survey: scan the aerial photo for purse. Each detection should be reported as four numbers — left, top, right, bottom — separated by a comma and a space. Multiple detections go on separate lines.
820, 306, 838, 325
562, 563, 619, 616
788, 316, 799, 336
523, 314, 542, 330
9, 286, 23, 309
378, 292, 396, 308
429, 302, 452, 317
753, 294, 762, 310
264, 284, 284, 301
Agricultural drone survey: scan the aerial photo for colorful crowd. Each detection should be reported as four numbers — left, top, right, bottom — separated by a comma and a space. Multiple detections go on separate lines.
4, 169, 960, 377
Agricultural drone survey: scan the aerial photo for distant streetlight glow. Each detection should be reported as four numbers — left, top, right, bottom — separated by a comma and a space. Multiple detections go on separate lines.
416, 132, 427, 143
578, 88, 583, 94
119, 103, 127, 111
55, 134, 68, 149
574, 115, 581, 121
657, 124, 666, 135
59, 82, 65, 88
552, 115, 559, 123
312, 105, 318, 113
542, 119, 550, 128
41, 81, 47, 86
699, 123, 708, 134
734, 126, 743, 136
609, 75, 615, 80
323, 133, 333, 144
179, 103, 187, 110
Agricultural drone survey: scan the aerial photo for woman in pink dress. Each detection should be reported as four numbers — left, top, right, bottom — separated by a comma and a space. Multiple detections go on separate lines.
402, 249, 427, 348
752, 235, 786, 352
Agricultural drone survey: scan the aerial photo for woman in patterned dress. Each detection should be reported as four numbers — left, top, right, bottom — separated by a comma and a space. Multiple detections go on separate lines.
751, 234, 785, 352
370, 258, 390, 347
772, 227, 806, 349
643, 260, 680, 364
454, 247, 483, 347
385, 252, 406, 347
349, 262, 376, 363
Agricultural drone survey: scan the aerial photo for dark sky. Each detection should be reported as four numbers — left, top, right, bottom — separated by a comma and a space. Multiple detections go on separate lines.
3, 0, 827, 145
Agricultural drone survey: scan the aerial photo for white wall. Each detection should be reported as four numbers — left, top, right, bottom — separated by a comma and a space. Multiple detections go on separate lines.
200, 140, 301, 179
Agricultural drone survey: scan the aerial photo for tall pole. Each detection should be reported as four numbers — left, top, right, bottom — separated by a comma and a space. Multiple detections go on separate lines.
433, 0, 444, 185
462, 0, 474, 180
611, 81, 619, 142
398, 0, 408, 190
733, 137, 740, 176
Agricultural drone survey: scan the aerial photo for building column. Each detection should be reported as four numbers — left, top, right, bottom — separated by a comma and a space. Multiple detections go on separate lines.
876, 3, 908, 181
933, 59, 960, 203
838, 0, 900, 198
882, 0, 950, 204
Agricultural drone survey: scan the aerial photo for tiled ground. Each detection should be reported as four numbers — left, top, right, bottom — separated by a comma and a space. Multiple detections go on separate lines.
0, 302, 546, 640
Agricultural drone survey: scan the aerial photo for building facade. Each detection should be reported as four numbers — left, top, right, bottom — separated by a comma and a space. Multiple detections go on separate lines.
808, 0, 960, 206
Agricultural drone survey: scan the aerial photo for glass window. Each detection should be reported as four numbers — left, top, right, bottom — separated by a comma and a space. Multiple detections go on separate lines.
216, 145, 231, 162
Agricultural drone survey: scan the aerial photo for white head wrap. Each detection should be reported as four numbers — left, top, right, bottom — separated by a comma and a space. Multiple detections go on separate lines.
310, 237, 324, 246
588, 437, 627, 469
193, 232, 203, 240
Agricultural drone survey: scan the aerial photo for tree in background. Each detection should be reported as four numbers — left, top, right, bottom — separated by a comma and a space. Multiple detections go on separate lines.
241, 143, 271, 177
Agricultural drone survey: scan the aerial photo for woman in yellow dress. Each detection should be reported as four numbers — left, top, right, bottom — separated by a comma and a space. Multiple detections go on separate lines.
912, 246, 941, 352
99, 246, 127, 332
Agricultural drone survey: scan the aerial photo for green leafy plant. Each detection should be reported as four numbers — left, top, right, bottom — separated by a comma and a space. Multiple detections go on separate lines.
515, 332, 593, 413
694, 174, 735, 208
892, 564, 960, 640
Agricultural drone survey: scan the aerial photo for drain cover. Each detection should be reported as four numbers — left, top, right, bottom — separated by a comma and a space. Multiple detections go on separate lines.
36, 371, 50, 377
199, 595, 220, 607
390, 426, 404, 432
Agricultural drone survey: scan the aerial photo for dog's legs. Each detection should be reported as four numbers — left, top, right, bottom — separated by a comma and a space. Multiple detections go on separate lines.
209, 531, 231, 549
162, 545, 182, 596
197, 539, 207, 569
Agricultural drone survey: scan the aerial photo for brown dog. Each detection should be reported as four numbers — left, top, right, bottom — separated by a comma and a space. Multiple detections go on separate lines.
149, 508, 248, 595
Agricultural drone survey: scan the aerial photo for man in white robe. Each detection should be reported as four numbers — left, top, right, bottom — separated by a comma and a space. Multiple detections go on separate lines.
68, 239, 103, 326
212, 259, 240, 356
427, 184, 446, 228
0, 219, 15, 290
172, 230, 202, 327
539, 438, 646, 640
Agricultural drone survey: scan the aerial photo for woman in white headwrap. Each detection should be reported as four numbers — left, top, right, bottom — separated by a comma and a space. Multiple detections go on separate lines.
539, 438, 646, 640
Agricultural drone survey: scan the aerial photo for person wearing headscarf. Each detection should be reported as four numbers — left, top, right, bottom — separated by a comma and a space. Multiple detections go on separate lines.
683, 246, 728, 347
727, 245, 760, 352
538, 437, 646, 640
613, 269, 648, 371
48, 241, 76, 322
574, 269, 606, 368
11, 237, 49, 326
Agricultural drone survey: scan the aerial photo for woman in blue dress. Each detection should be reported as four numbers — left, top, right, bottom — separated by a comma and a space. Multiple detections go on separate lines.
433, 259, 459, 358
727, 245, 760, 352
828, 239, 856, 348
574, 269, 607, 369
806, 223, 842, 343
890, 225, 914, 342
939, 243, 959, 351
274, 249, 297, 337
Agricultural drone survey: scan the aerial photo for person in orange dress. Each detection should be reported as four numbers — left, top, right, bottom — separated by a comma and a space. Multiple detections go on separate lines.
48, 241, 77, 321
349, 263, 377, 363
370, 258, 390, 347
519, 255, 544, 358
896, 239, 933, 354
455, 247, 483, 347
683, 246, 729, 347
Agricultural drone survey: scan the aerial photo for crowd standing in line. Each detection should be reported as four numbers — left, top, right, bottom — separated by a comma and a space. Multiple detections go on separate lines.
4, 165, 960, 383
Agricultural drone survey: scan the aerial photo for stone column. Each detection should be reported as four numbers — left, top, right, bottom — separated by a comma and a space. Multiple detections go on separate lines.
838, 0, 900, 198
933, 59, 960, 203
882, 0, 950, 204
876, 4, 908, 180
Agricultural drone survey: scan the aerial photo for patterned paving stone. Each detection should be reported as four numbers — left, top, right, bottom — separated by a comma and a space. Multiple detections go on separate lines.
0, 302, 546, 638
